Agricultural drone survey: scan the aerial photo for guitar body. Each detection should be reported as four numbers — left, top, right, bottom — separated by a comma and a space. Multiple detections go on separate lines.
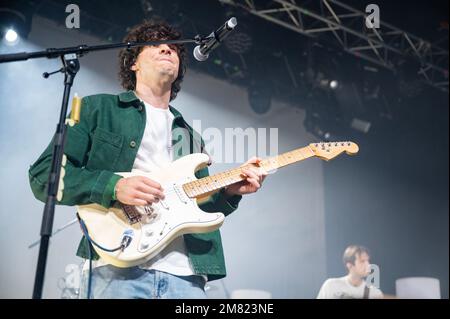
76, 153, 225, 268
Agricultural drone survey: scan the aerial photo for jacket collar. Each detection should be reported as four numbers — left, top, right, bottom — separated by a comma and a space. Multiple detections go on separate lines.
118, 91, 184, 122
118, 91, 140, 105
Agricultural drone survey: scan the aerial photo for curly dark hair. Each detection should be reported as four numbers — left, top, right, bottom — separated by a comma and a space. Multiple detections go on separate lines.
118, 20, 187, 101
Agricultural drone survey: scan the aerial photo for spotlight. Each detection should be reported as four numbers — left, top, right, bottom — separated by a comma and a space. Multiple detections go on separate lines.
329, 80, 339, 90
248, 81, 272, 114
225, 31, 252, 55
0, 1, 34, 43
351, 118, 371, 134
140, 0, 153, 13
316, 76, 339, 91
4, 28, 18, 42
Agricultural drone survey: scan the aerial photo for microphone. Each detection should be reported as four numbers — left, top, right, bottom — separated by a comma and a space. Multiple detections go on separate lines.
193, 17, 237, 61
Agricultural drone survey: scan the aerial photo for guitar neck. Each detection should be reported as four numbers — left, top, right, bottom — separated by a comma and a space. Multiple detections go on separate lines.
182, 146, 315, 198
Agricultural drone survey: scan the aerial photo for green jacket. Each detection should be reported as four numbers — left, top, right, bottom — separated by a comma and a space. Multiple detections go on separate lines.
28, 91, 242, 281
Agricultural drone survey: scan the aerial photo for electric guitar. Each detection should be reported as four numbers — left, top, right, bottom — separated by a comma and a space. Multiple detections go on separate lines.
77, 141, 359, 267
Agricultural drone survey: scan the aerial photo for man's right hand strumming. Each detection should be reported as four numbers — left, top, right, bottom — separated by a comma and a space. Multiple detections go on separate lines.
115, 176, 165, 206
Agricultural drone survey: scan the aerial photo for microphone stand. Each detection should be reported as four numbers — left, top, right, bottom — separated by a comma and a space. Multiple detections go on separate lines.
0, 36, 207, 299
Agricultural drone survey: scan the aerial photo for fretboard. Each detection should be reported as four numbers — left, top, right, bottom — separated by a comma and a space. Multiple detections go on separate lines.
182, 146, 315, 198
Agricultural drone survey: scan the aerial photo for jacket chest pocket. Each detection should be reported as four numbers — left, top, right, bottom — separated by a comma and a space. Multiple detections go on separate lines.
86, 128, 124, 171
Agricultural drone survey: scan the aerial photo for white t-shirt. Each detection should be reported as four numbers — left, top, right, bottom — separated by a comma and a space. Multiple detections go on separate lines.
132, 101, 174, 172
133, 100, 196, 277
317, 276, 384, 299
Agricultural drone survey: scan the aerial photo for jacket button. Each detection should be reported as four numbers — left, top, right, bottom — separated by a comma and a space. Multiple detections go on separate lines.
137, 104, 143, 112
130, 141, 137, 148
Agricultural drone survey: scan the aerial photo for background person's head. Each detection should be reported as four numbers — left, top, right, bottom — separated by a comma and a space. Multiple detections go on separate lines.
343, 245, 371, 278
118, 19, 187, 101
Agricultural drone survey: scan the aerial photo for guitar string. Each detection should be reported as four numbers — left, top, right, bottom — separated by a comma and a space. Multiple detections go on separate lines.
137, 150, 307, 198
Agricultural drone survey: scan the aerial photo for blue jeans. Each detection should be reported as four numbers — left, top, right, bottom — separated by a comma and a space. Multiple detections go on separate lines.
79, 265, 207, 299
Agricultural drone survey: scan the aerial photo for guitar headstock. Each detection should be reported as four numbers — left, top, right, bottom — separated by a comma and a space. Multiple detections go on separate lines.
309, 141, 359, 161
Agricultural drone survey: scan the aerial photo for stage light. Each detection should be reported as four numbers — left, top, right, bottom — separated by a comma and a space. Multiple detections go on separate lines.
330, 80, 339, 90
225, 31, 252, 55
0, 1, 34, 43
351, 118, 371, 134
248, 82, 272, 114
4, 28, 18, 43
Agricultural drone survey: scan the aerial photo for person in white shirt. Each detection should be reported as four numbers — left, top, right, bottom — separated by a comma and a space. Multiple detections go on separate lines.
317, 245, 384, 299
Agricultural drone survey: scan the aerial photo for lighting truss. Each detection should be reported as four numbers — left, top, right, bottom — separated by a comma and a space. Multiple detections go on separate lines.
220, 0, 449, 92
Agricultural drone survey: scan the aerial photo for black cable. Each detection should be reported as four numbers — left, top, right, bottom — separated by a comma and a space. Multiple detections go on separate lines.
76, 213, 124, 299
77, 214, 123, 252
